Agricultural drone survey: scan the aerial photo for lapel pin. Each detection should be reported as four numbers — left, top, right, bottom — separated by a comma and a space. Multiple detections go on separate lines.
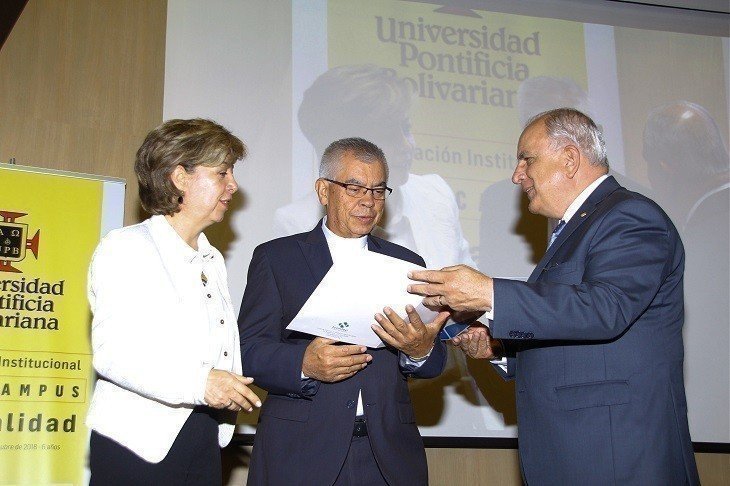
580, 212, 587, 218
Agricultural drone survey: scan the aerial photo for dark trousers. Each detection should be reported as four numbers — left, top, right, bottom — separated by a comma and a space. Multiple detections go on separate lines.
333, 435, 389, 486
89, 407, 221, 486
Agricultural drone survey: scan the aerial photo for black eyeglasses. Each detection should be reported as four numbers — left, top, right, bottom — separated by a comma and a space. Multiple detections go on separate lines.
323, 179, 393, 200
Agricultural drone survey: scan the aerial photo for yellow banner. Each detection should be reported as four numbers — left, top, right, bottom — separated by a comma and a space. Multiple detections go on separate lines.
328, 0, 586, 245
0, 167, 105, 485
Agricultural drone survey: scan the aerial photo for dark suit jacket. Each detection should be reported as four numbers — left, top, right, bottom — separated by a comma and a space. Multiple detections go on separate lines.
238, 222, 446, 486
491, 177, 699, 485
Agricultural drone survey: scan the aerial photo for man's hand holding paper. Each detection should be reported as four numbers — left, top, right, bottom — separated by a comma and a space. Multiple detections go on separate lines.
286, 251, 448, 348
373, 305, 449, 360
302, 337, 372, 383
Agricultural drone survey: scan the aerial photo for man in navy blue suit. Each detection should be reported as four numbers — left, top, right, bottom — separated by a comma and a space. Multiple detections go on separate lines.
409, 109, 699, 485
238, 137, 448, 485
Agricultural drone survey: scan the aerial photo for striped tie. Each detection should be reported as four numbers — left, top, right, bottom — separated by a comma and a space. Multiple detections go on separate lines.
548, 219, 566, 248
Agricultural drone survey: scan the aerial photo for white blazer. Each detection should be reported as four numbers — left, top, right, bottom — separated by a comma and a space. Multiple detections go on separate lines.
85, 216, 242, 463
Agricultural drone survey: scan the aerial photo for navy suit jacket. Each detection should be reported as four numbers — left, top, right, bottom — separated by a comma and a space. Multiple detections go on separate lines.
492, 177, 699, 485
238, 222, 446, 486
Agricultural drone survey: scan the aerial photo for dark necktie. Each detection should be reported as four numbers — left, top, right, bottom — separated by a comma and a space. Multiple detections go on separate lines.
548, 219, 566, 248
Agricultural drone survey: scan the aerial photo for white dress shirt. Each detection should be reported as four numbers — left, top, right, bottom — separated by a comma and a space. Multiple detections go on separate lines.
561, 175, 609, 227
316, 218, 427, 415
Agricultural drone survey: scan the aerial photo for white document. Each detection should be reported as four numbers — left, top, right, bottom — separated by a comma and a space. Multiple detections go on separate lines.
286, 251, 434, 348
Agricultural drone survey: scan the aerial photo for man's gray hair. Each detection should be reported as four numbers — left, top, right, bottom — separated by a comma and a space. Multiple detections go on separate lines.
527, 108, 609, 168
320, 137, 388, 181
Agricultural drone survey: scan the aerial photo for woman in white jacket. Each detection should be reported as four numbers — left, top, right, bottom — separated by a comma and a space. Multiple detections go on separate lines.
86, 119, 260, 485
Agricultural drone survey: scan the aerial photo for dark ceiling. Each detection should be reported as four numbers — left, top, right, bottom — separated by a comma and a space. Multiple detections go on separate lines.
0, 0, 27, 51
0, 1, 726, 53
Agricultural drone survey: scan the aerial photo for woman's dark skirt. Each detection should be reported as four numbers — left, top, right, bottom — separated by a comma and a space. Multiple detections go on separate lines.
90, 406, 222, 486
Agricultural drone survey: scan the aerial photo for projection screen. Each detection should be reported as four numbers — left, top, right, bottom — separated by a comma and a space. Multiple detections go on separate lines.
163, 0, 729, 444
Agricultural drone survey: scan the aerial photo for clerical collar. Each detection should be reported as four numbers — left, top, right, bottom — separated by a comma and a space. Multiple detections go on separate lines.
321, 217, 368, 253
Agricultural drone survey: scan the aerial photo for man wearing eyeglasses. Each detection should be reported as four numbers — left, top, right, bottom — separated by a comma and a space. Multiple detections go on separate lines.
238, 137, 448, 486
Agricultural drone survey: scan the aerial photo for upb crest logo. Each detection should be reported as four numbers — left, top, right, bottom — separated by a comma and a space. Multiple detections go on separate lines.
0, 211, 41, 273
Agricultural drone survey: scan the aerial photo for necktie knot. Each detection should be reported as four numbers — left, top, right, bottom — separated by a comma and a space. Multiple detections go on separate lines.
549, 220, 566, 247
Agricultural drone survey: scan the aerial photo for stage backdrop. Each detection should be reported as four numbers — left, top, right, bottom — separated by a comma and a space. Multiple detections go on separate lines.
0, 163, 124, 485
163, 0, 729, 443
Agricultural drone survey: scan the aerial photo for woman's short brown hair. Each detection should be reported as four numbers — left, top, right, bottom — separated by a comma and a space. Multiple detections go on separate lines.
135, 118, 247, 215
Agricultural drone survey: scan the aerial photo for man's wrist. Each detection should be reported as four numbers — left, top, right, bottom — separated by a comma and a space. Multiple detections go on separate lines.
407, 346, 434, 362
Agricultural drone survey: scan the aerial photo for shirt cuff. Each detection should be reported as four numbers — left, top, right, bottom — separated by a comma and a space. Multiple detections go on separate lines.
300, 371, 319, 397
490, 357, 508, 373
399, 348, 432, 372
196, 364, 213, 406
